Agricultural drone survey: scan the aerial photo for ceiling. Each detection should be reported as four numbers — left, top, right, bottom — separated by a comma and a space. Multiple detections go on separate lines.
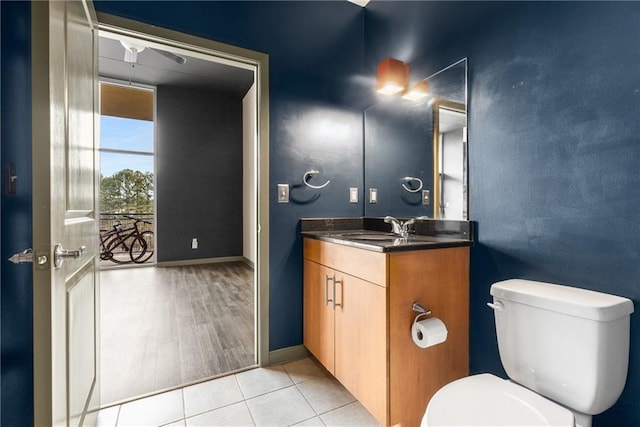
98, 36, 254, 97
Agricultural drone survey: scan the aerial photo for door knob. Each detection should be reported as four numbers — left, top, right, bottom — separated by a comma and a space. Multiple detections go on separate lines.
54, 244, 86, 268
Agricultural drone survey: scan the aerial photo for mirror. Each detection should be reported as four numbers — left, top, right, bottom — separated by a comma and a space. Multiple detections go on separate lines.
364, 58, 467, 219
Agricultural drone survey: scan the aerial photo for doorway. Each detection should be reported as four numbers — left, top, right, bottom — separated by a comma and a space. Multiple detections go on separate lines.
434, 101, 466, 220
96, 17, 269, 407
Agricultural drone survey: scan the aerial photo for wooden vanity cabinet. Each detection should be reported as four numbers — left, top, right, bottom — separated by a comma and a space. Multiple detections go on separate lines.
303, 240, 388, 423
303, 238, 469, 427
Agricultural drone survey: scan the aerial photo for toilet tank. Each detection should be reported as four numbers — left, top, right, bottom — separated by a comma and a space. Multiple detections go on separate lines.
490, 279, 634, 415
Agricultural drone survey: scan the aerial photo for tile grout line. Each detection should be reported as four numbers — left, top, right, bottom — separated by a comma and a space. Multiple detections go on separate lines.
234, 372, 261, 427
287, 366, 367, 424
182, 374, 246, 422
114, 405, 122, 427
285, 362, 334, 426
293, 380, 325, 426
180, 387, 186, 424
112, 360, 367, 427
243, 400, 258, 427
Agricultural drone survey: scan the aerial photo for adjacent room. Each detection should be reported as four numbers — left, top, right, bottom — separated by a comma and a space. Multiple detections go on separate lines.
97, 32, 258, 406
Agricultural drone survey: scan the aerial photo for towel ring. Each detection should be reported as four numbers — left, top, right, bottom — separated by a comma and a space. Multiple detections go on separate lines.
303, 170, 330, 189
402, 176, 423, 193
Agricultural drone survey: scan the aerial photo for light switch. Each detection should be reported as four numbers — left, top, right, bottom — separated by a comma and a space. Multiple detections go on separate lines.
422, 190, 430, 205
277, 184, 289, 203
349, 187, 358, 203
369, 188, 377, 204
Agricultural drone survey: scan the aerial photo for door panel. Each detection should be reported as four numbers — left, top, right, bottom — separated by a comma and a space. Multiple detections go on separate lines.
32, 1, 99, 425
303, 260, 335, 372
68, 268, 97, 425
334, 273, 387, 425
66, 0, 96, 211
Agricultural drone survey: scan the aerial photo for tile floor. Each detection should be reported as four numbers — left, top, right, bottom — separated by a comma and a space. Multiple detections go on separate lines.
96, 357, 381, 426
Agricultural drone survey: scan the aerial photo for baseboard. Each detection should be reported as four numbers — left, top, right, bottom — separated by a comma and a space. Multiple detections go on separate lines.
156, 256, 244, 268
242, 256, 255, 269
268, 345, 309, 365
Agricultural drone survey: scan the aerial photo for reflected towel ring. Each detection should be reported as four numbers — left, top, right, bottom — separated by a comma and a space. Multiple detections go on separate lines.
303, 170, 330, 189
402, 176, 423, 193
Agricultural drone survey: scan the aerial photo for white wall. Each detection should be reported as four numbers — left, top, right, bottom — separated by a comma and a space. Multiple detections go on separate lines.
242, 83, 257, 265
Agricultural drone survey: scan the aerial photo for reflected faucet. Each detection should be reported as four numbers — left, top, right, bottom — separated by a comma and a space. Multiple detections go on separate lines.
384, 216, 429, 238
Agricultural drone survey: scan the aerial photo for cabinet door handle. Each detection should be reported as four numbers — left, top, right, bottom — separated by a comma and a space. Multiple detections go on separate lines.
333, 278, 342, 309
325, 274, 334, 306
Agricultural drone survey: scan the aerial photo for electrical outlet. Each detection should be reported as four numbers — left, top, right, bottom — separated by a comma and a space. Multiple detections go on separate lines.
422, 190, 430, 205
349, 187, 358, 203
369, 188, 378, 204
277, 184, 289, 203
191, 238, 198, 249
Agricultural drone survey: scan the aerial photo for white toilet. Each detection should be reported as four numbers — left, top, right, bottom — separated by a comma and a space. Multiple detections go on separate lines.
422, 279, 634, 427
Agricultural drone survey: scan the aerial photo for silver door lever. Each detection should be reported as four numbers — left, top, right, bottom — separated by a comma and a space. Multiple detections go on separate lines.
54, 244, 86, 268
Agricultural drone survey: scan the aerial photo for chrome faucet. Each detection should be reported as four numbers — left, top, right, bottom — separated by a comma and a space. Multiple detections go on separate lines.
384, 216, 404, 236
384, 216, 429, 238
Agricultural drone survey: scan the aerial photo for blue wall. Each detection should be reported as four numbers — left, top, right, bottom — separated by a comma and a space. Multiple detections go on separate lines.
364, 95, 434, 217
0, 1, 34, 426
365, 1, 640, 425
2, 1, 638, 425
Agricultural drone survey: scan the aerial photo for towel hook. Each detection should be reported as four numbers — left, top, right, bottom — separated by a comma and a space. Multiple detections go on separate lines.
303, 170, 330, 189
402, 176, 423, 193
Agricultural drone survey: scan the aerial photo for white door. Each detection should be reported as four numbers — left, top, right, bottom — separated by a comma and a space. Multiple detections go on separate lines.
32, 1, 100, 425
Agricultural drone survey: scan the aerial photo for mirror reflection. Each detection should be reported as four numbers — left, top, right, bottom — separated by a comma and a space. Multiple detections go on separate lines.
364, 58, 467, 219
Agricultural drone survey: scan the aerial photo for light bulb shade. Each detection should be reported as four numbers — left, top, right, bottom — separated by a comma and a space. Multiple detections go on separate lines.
401, 80, 430, 101
376, 58, 409, 95
120, 40, 146, 63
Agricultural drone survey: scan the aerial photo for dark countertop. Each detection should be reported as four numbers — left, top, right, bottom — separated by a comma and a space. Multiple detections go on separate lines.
300, 217, 472, 253
302, 230, 471, 253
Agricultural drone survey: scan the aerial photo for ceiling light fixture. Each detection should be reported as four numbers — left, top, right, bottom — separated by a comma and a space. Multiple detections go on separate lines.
120, 40, 146, 63
376, 58, 409, 96
347, 0, 371, 7
376, 58, 431, 101
401, 81, 430, 101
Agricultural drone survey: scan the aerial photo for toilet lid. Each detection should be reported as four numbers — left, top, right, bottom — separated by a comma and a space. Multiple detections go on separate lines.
424, 374, 575, 426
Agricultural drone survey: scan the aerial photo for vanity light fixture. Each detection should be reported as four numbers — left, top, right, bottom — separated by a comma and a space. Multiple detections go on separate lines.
402, 80, 430, 101
376, 58, 409, 95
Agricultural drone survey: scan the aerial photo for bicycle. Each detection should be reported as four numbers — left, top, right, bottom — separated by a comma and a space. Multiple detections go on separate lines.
99, 215, 154, 264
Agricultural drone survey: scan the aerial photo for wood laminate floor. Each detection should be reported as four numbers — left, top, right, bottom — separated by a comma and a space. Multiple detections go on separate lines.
100, 263, 255, 406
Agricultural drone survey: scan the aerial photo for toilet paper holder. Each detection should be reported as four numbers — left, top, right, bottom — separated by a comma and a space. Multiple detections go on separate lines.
412, 302, 431, 321
411, 302, 448, 348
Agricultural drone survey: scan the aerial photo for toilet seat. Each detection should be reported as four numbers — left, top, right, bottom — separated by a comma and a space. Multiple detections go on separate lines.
422, 374, 575, 426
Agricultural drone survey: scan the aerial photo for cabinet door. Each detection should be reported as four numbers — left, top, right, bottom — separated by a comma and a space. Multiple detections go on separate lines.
303, 260, 335, 372
334, 272, 388, 425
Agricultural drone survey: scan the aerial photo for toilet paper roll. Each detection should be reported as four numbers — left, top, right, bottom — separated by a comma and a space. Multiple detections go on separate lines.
411, 317, 448, 349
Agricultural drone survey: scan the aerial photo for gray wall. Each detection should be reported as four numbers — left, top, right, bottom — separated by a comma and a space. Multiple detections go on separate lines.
156, 85, 243, 262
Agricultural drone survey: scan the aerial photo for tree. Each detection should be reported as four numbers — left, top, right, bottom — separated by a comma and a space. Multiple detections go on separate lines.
100, 169, 154, 213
